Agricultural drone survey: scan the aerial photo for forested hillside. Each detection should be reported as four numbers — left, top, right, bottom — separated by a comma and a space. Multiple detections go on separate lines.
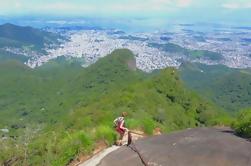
180, 62, 251, 112
0, 23, 62, 51
0, 49, 230, 165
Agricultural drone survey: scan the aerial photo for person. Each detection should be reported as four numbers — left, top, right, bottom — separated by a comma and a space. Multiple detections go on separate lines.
113, 112, 129, 145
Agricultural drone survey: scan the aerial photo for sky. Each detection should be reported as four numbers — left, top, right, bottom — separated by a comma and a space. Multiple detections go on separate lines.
0, 0, 250, 25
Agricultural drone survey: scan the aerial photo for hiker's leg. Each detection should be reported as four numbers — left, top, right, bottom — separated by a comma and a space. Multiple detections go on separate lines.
115, 128, 124, 145
116, 133, 124, 146
115, 127, 123, 145
121, 130, 128, 145
115, 134, 120, 145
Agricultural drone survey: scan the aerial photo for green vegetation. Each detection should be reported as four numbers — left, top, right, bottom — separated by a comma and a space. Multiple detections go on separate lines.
0, 23, 63, 52
149, 42, 223, 61
0, 49, 230, 165
233, 109, 251, 138
0, 49, 28, 62
180, 62, 251, 112
189, 50, 222, 60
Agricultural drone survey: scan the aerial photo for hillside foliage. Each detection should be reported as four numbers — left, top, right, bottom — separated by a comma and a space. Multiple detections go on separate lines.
0, 23, 63, 52
233, 109, 251, 138
180, 62, 251, 112
149, 43, 223, 61
0, 49, 230, 165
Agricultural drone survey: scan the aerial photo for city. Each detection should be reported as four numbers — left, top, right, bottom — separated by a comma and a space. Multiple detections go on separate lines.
2, 25, 251, 72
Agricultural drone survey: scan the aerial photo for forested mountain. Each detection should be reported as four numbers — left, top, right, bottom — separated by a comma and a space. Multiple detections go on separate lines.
0, 23, 61, 50
180, 62, 251, 112
0, 49, 228, 165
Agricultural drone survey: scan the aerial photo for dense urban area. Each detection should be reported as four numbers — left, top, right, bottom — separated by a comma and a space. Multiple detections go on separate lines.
1, 25, 251, 72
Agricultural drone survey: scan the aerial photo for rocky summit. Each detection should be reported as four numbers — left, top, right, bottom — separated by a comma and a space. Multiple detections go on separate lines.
99, 128, 251, 166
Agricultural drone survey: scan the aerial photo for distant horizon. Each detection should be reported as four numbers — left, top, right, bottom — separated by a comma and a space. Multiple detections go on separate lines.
1, 16, 251, 33
0, 0, 251, 30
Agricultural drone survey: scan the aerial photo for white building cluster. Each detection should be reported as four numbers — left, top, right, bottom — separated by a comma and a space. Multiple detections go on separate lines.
170, 30, 251, 68
30, 30, 179, 72
8, 28, 251, 72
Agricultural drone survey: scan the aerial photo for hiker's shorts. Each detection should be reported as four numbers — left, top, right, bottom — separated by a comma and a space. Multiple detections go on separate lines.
116, 127, 125, 135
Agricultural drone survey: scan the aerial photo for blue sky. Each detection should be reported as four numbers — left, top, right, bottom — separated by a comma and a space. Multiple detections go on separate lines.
0, 0, 251, 25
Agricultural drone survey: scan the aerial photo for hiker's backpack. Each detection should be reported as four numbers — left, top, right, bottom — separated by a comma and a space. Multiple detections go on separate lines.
114, 117, 124, 128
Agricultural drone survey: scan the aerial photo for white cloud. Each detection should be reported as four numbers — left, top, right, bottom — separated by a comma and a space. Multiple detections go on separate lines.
222, 1, 251, 9
38, 2, 95, 12
0, 0, 195, 16
177, 0, 193, 7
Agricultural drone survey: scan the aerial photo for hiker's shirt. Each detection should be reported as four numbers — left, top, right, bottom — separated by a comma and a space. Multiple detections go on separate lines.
114, 117, 126, 134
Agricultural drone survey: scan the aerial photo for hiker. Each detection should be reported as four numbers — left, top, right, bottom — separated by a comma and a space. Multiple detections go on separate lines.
113, 112, 129, 145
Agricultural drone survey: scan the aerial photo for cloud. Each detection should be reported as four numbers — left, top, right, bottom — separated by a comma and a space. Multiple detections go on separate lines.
37, 2, 96, 12
222, 1, 251, 9
0, 0, 194, 16
177, 0, 193, 7
38, 0, 191, 13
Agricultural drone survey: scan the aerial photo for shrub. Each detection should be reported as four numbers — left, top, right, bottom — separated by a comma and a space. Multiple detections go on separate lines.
52, 132, 94, 166
208, 115, 234, 126
142, 119, 155, 135
127, 118, 141, 129
233, 109, 251, 138
76, 132, 94, 152
95, 126, 116, 145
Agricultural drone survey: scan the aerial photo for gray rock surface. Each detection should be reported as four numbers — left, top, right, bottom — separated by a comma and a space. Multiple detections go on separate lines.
98, 128, 251, 166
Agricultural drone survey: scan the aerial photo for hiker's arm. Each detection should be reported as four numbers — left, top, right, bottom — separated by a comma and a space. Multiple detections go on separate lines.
119, 121, 128, 131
